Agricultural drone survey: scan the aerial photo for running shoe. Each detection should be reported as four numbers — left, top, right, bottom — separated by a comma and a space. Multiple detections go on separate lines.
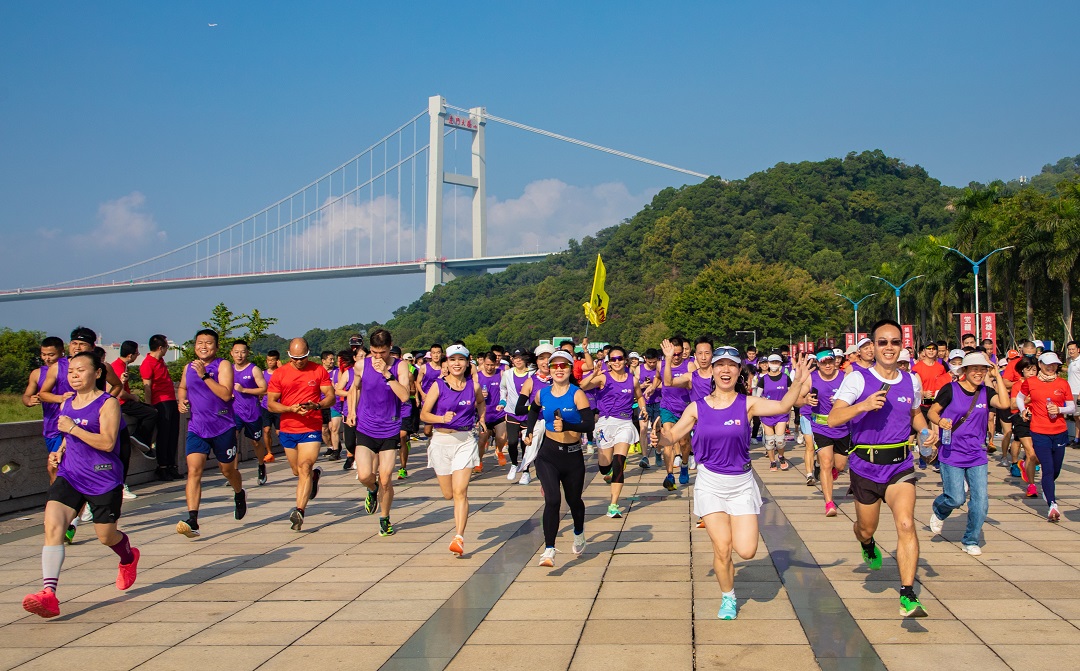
538, 547, 557, 567
717, 594, 738, 620
258, 463, 267, 486
449, 535, 465, 556
116, 547, 140, 590
696, 519, 706, 529
572, 533, 587, 555
585, 443, 595, 456
929, 511, 944, 535
931, 464, 940, 473
176, 519, 200, 538
80, 505, 93, 523
234, 490, 247, 521
962, 544, 982, 556
365, 485, 379, 514
519, 471, 531, 485
496, 451, 507, 467
1048, 504, 1061, 523
899, 594, 928, 618
813, 462, 821, 481
769, 461, 778, 472
832, 467, 840, 481
673, 455, 682, 469
327, 449, 341, 461
778, 456, 789, 471
507, 465, 519, 481
825, 502, 837, 517
1036, 464, 1041, 473
1009, 463, 1021, 478
1021, 465, 1031, 484
398, 468, 408, 480
918, 457, 927, 470
607, 503, 622, 518
679, 466, 690, 485
309, 466, 322, 500
64, 525, 76, 544
1026, 484, 1038, 498
862, 541, 882, 570
22, 589, 60, 618
796, 435, 805, 446
289, 508, 304, 531
603, 473, 613, 484
639, 457, 650, 469
122, 485, 137, 500
379, 517, 396, 536
663, 474, 677, 491
806, 474, 816, 487
263, 452, 276, 463
342, 456, 354, 471
688, 454, 696, 470
473, 465, 483, 474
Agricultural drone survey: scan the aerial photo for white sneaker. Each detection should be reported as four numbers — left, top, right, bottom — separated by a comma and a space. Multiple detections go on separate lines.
122, 485, 137, 501
572, 532, 587, 555
538, 547, 557, 567
962, 544, 982, 556
929, 511, 944, 535
673, 455, 682, 469
79, 505, 93, 523
519, 471, 531, 485
507, 465, 519, 481
688, 455, 696, 470
796, 435, 805, 445
585, 444, 595, 455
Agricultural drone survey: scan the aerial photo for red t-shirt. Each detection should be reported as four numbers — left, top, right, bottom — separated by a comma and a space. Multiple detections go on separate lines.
1019, 377, 1072, 435
110, 358, 132, 405
139, 355, 176, 403
912, 359, 946, 389
268, 362, 331, 434
926, 371, 954, 399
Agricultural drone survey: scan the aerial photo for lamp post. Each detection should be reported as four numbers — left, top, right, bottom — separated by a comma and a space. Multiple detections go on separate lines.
837, 293, 878, 342
870, 275, 925, 324
938, 245, 1014, 341
735, 330, 757, 349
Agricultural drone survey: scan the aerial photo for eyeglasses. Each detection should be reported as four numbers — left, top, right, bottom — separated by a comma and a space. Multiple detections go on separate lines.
875, 339, 902, 347
289, 351, 310, 360
608, 356, 624, 362
715, 346, 739, 357
549, 362, 570, 370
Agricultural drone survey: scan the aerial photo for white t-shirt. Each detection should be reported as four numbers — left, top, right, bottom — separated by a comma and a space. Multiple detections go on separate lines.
835, 367, 923, 410
1068, 355, 1080, 396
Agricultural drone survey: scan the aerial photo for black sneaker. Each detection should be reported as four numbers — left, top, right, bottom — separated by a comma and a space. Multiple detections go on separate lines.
309, 466, 322, 500
365, 483, 379, 515
328, 449, 341, 461
155, 467, 171, 482
343, 456, 354, 471
234, 490, 247, 520
379, 517, 395, 536
167, 466, 183, 481
257, 463, 267, 486
289, 508, 304, 531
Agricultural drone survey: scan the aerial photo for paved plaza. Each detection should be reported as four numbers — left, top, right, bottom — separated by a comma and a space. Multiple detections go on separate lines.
2, 439, 1080, 671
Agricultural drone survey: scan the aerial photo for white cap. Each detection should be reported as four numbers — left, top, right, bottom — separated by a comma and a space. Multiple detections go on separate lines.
534, 343, 556, 356
959, 352, 992, 369
898, 350, 912, 362
948, 349, 966, 361
711, 351, 741, 365
629, 351, 641, 360
833, 348, 845, 358
844, 345, 858, 356
1039, 352, 1062, 366
500, 358, 510, 366
549, 350, 574, 365
857, 337, 872, 348
767, 354, 782, 363
402, 352, 414, 360
445, 344, 469, 359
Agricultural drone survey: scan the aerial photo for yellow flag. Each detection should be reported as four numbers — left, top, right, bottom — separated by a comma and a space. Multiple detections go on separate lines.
582, 254, 609, 327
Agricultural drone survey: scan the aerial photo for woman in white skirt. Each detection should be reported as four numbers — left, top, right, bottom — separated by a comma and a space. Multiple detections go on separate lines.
658, 347, 810, 619
420, 344, 486, 556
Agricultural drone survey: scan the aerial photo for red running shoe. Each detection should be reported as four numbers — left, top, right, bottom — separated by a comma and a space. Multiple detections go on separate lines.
117, 547, 140, 590
23, 589, 60, 618
449, 535, 464, 556
1026, 484, 1038, 498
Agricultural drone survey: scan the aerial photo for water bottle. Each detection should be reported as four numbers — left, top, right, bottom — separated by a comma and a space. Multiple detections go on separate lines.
1047, 397, 1056, 417
918, 428, 932, 458
941, 427, 952, 446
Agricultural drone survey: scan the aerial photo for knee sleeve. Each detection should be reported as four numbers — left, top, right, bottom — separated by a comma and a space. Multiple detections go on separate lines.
611, 454, 626, 484
598, 462, 612, 476
764, 435, 777, 450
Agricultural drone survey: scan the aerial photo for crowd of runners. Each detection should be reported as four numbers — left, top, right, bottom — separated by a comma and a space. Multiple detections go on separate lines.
16, 323, 1080, 621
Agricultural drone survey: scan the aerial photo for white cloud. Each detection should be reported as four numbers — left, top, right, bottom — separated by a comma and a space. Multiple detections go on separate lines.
289, 192, 422, 267
75, 191, 166, 251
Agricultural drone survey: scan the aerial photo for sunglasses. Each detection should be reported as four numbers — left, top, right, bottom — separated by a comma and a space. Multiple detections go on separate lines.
608, 356, 624, 362
289, 352, 310, 360
715, 346, 739, 357
875, 339, 902, 347
549, 362, 570, 370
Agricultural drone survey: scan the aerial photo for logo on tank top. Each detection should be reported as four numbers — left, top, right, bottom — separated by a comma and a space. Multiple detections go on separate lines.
723, 419, 742, 426
217, 409, 229, 416
93, 464, 113, 471
897, 395, 912, 404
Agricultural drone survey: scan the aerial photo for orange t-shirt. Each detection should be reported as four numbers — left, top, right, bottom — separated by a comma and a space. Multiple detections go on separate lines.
1019, 377, 1072, 434
268, 362, 331, 434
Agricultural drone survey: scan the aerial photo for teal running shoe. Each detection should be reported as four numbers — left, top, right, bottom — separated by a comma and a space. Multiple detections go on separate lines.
606, 503, 622, 518
717, 594, 738, 620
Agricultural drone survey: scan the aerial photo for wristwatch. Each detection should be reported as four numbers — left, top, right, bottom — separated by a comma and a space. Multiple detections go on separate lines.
384, 373, 394, 382
201, 372, 212, 381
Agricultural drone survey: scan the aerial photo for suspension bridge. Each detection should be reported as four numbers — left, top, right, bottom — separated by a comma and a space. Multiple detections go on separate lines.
0, 95, 708, 303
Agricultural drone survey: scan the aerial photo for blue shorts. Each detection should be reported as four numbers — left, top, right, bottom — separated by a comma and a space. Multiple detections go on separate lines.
646, 402, 661, 425
235, 416, 263, 441
330, 408, 343, 419
45, 434, 63, 453
186, 429, 237, 463
660, 407, 684, 426
279, 431, 322, 449
799, 416, 812, 435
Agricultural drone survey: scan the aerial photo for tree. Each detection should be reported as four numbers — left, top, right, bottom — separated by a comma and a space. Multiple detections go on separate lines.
243, 309, 278, 345
0, 328, 45, 393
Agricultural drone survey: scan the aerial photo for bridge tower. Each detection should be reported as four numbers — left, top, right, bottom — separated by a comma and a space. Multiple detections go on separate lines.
425, 94, 486, 292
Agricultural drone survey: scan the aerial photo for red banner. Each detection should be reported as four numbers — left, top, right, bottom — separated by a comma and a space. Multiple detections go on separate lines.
959, 313, 976, 340
796, 341, 808, 355
981, 313, 997, 353
901, 324, 914, 350
844, 333, 856, 349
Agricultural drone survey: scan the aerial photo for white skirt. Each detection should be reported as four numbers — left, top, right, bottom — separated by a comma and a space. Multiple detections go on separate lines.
693, 465, 762, 518
427, 431, 480, 476
595, 416, 638, 450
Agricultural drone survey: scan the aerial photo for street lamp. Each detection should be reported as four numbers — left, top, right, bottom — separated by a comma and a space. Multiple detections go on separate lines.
837, 293, 878, 342
938, 245, 1014, 341
735, 330, 757, 349
870, 275, 925, 324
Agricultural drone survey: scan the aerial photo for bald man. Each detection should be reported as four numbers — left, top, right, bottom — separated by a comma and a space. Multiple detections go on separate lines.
267, 338, 334, 531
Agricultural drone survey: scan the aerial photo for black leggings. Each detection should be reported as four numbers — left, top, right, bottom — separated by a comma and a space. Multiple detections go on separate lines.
342, 420, 357, 455
534, 435, 586, 548
506, 420, 524, 466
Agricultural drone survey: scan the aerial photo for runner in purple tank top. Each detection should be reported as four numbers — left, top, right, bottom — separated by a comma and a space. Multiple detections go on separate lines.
21, 337, 66, 470
804, 349, 852, 517
416, 343, 445, 439
754, 354, 795, 472
258, 350, 281, 470
664, 336, 715, 487
499, 348, 534, 481
659, 337, 694, 491
333, 350, 358, 471
230, 341, 268, 485
22, 352, 140, 620
176, 329, 245, 539
658, 347, 811, 620
830, 319, 937, 618
477, 353, 508, 473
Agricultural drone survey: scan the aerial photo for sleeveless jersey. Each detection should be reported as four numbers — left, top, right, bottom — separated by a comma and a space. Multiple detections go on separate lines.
57, 393, 123, 495
39, 364, 60, 439
433, 377, 477, 431
596, 371, 634, 420
186, 359, 235, 438
355, 358, 401, 439
232, 363, 261, 423
692, 395, 752, 475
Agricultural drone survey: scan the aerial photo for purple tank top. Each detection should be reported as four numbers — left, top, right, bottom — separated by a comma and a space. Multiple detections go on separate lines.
758, 373, 790, 426
660, 359, 691, 414
421, 363, 441, 393
39, 365, 60, 439
478, 370, 504, 423
507, 370, 531, 422
807, 370, 848, 439
692, 395, 753, 475
434, 377, 477, 431
597, 371, 634, 420
339, 368, 355, 418
54, 358, 75, 397
186, 359, 235, 439
937, 382, 990, 468
355, 358, 401, 439
232, 363, 261, 423
690, 370, 713, 402
848, 369, 916, 483
532, 373, 552, 394
260, 368, 274, 408
57, 393, 123, 495
639, 366, 660, 404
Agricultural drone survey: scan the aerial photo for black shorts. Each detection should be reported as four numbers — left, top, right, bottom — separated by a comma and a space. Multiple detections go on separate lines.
401, 411, 420, 434
484, 416, 506, 430
997, 408, 1014, 424
1012, 419, 1032, 440
321, 408, 332, 425
356, 430, 399, 453
813, 433, 852, 456
260, 406, 279, 430
848, 467, 917, 505
48, 476, 123, 524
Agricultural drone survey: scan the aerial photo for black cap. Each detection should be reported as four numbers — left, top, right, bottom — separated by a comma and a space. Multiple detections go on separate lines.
511, 348, 527, 357
923, 342, 937, 350
70, 327, 96, 344
389, 345, 402, 356
349, 336, 364, 347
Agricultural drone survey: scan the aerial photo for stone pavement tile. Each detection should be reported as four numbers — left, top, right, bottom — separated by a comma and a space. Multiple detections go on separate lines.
589, 597, 690, 620
857, 619, 980, 645
77, 621, 211, 648
1, 649, 75, 671
979, 551, 1072, 566
262, 581, 373, 601
12, 599, 149, 625
696, 644, 818, 670
991, 564, 1080, 582
466, 619, 584, 645
227, 600, 349, 622
0, 621, 105, 647
875, 641, 1009, 669
295, 619, 423, 646
402, 553, 490, 568
991, 644, 1080, 669
1039, 600, 1080, 618
579, 619, 690, 645
829, 580, 903, 600
499, 581, 600, 600
606, 552, 688, 567
256, 644, 397, 671
844, 597, 951, 620
121, 600, 250, 622
514, 566, 609, 582
695, 618, 808, 644
331, 599, 445, 621
180, 620, 320, 646
72, 583, 195, 602
693, 595, 797, 620
167, 581, 281, 602
204, 566, 309, 584
362, 581, 463, 601
1027, 540, 1080, 553
965, 618, 1080, 643
922, 580, 1027, 600
602, 566, 687, 582
486, 598, 595, 620
232, 553, 335, 569
939, 598, 1059, 620
132, 644, 284, 671
382, 566, 478, 582
596, 580, 690, 600
349, 542, 432, 555
334, 553, 415, 567
692, 580, 785, 602
446, 643, 575, 671
568, 643, 692, 670
292, 566, 394, 583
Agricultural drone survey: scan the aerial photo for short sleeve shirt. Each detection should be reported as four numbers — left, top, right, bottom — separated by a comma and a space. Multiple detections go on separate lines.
138, 355, 176, 403
268, 362, 331, 434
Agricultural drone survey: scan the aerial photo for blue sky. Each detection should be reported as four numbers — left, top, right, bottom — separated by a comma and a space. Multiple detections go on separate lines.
2, 2, 1077, 345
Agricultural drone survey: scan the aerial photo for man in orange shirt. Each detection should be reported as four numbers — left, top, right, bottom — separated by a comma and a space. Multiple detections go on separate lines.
267, 338, 335, 531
